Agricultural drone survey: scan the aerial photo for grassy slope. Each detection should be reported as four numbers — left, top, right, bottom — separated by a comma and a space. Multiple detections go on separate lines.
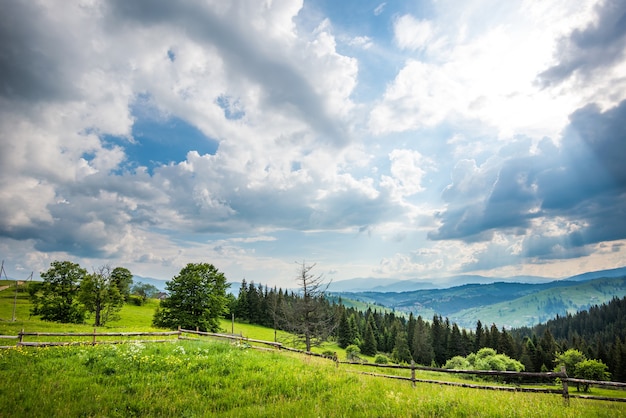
1, 285, 625, 416
3, 340, 625, 417
0, 284, 360, 360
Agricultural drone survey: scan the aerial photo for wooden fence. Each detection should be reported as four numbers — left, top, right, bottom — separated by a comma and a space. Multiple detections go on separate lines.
2, 328, 625, 403
335, 360, 626, 403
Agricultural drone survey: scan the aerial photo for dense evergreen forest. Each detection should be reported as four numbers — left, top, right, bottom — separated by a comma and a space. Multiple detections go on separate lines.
230, 279, 626, 381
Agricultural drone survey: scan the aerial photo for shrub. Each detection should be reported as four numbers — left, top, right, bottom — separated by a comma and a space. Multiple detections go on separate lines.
322, 350, 336, 359
374, 354, 389, 364
346, 344, 361, 361
444, 356, 470, 370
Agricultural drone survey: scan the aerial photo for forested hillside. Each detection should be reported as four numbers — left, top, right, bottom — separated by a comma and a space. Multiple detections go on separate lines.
332, 276, 626, 329
232, 279, 626, 381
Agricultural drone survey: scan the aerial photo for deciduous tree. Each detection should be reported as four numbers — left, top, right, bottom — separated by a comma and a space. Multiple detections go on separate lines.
31, 260, 87, 323
110, 267, 133, 301
152, 263, 229, 332
78, 265, 126, 326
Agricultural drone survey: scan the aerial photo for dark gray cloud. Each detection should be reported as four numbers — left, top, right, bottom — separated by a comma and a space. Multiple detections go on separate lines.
429, 99, 626, 260
108, 0, 349, 146
0, 1, 82, 101
538, 0, 626, 86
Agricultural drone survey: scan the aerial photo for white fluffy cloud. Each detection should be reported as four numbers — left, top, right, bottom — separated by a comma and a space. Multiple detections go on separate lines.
1, 0, 624, 287
371, 1, 608, 140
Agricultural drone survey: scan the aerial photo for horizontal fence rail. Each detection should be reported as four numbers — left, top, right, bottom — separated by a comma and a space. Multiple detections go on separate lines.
2, 328, 625, 403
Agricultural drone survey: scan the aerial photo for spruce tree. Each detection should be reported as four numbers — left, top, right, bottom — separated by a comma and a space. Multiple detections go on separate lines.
337, 308, 353, 348
392, 330, 412, 364
361, 315, 378, 356
235, 279, 249, 321
413, 316, 434, 365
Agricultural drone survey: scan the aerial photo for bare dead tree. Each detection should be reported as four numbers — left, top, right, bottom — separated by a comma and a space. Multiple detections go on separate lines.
281, 261, 335, 351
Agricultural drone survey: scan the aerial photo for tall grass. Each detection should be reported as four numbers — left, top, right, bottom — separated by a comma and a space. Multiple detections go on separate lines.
1, 339, 624, 417
1, 286, 625, 416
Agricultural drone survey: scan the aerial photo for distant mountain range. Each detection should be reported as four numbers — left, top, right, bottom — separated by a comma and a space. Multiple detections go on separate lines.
132, 275, 168, 292
329, 267, 626, 329
131, 267, 626, 329
326, 267, 626, 292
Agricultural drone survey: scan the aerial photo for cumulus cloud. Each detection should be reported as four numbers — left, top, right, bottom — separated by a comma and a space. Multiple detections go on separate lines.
0, 0, 365, 274
429, 99, 626, 262
1, 0, 624, 285
538, 0, 626, 87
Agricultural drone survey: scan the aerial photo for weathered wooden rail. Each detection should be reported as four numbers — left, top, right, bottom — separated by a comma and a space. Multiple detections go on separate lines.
336, 360, 626, 403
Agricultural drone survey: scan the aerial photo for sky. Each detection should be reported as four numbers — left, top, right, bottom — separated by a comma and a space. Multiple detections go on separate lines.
1, 0, 625, 289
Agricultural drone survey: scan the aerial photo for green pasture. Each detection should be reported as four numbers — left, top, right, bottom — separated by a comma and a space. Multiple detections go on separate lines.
1, 339, 624, 417
1, 282, 625, 416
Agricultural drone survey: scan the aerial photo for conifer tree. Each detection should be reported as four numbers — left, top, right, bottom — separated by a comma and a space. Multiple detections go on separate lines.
235, 279, 249, 321
392, 329, 412, 364
412, 316, 434, 365
361, 315, 378, 356
337, 308, 353, 348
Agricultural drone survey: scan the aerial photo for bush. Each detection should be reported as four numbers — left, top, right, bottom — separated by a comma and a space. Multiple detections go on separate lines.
374, 354, 389, 364
444, 349, 524, 373
346, 344, 361, 361
322, 350, 337, 360
129, 295, 144, 306
444, 356, 470, 370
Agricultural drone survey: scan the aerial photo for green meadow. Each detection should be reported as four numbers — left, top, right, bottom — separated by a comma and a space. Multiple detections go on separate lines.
1, 283, 625, 417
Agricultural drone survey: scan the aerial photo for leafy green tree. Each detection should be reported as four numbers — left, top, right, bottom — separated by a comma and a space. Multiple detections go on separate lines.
554, 349, 586, 376
574, 359, 610, 392
78, 265, 126, 327
110, 267, 133, 301
31, 260, 87, 323
152, 263, 229, 332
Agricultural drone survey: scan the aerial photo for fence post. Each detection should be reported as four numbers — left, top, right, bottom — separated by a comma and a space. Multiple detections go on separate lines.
92, 328, 97, 346
18, 328, 24, 346
561, 366, 569, 405
411, 360, 416, 388
177, 326, 181, 339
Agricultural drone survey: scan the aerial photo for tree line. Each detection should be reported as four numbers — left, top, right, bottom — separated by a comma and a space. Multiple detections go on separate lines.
231, 276, 626, 380
28, 260, 160, 326
27, 260, 626, 381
